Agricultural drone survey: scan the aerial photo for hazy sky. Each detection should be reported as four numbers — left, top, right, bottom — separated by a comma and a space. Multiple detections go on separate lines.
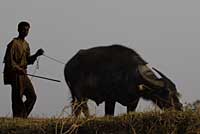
0, 0, 200, 117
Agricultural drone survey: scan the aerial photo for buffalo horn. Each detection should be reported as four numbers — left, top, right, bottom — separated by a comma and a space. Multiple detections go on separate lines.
152, 68, 168, 79
152, 67, 174, 84
138, 65, 164, 88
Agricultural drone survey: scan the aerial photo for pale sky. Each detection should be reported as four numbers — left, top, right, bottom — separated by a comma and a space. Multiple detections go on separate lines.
0, 0, 200, 117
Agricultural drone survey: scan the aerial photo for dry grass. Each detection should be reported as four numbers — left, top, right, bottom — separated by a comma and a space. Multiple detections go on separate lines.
0, 110, 200, 134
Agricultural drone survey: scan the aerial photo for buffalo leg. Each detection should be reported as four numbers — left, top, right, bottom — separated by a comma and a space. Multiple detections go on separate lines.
71, 98, 81, 117
72, 98, 89, 117
80, 98, 89, 117
82, 101, 89, 117
127, 98, 139, 113
105, 101, 115, 116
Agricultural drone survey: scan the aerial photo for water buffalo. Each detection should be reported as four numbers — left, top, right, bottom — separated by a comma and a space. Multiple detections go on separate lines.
64, 44, 182, 116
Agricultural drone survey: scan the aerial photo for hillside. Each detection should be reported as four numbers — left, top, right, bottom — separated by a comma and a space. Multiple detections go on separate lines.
0, 110, 200, 134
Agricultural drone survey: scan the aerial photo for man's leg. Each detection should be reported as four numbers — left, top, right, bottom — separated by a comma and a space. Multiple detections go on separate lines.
11, 84, 27, 118
24, 77, 37, 117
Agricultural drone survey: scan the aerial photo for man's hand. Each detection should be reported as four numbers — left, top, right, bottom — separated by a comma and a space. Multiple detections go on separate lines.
36, 48, 44, 57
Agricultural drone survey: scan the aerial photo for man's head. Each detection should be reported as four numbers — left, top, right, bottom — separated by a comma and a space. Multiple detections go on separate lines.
18, 21, 30, 38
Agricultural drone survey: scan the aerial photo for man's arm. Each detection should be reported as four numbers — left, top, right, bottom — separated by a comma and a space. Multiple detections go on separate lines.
4, 42, 26, 74
28, 48, 44, 65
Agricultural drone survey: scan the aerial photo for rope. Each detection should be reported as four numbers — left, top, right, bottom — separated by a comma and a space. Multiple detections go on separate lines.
43, 54, 65, 65
30, 57, 40, 80
30, 54, 64, 82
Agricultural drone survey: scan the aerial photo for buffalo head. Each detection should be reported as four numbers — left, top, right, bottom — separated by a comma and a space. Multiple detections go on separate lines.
138, 65, 182, 111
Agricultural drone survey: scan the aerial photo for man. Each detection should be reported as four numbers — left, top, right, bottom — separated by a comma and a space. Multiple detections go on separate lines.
3, 21, 44, 118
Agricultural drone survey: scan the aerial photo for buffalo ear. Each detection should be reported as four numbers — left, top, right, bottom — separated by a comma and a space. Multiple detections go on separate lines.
138, 84, 145, 91
138, 84, 153, 91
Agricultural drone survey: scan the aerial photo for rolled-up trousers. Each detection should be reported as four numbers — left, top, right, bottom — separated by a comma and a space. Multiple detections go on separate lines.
11, 75, 36, 118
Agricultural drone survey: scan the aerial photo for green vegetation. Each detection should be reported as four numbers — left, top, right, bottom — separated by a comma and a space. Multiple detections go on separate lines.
0, 110, 200, 134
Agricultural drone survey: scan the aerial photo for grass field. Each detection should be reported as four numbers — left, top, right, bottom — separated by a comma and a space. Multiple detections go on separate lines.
0, 110, 200, 134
